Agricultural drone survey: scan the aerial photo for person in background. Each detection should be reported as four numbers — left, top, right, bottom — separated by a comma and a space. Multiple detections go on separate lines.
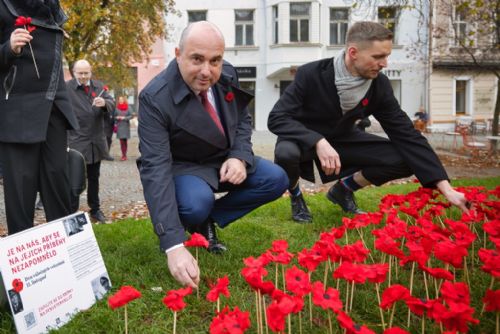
66, 59, 115, 223
268, 21, 469, 223
0, 0, 79, 234
413, 106, 428, 132
114, 96, 133, 161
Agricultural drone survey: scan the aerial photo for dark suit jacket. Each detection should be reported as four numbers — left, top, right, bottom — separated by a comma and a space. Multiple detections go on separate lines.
138, 60, 254, 250
67, 79, 115, 164
0, 0, 78, 143
268, 57, 448, 187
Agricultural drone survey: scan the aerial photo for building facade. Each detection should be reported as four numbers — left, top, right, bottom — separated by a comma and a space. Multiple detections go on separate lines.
163, 0, 430, 130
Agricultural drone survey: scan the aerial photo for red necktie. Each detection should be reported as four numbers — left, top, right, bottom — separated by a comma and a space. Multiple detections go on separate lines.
83, 85, 90, 95
199, 90, 225, 135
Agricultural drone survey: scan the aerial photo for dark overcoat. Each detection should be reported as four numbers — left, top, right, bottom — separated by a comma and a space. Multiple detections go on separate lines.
66, 79, 115, 164
138, 60, 254, 250
0, 0, 78, 143
268, 57, 448, 187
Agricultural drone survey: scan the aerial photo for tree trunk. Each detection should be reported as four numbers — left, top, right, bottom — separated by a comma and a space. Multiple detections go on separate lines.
491, 78, 500, 154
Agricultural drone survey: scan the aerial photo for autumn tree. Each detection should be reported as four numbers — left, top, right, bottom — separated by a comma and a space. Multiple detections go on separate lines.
60, 0, 177, 91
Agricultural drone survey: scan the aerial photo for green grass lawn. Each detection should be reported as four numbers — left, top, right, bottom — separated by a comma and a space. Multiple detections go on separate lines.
1, 177, 499, 333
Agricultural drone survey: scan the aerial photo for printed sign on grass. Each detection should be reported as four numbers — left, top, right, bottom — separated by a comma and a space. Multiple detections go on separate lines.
0, 212, 111, 333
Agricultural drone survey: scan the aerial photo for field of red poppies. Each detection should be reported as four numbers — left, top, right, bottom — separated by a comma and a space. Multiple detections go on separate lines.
106, 184, 499, 334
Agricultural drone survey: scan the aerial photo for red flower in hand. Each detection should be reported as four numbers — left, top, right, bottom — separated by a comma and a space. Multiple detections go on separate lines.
311, 281, 342, 312
483, 289, 500, 312
185, 232, 209, 248
12, 279, 23, 293
209, 306, 251, 334
207, 275, 230, 302
15, 16, 36, 32
285, 266, 311, 296
163, 286, 192, 312
103, 85, 109, 91
108, 286, 142, 309
225, 91, 234, 102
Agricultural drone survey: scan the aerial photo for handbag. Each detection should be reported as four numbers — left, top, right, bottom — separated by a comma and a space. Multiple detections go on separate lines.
67, 148, 86, 197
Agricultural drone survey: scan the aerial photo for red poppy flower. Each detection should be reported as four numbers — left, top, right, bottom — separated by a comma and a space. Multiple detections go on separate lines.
241, 266, 275, 295
108, 286, 142, 310
336, 311, 376, 334
433, 240, 467, 268
383, 327, 410, 334
421, 266, 454, 281
184, 232, 209, 248
297, 247, 323, 272
333, 261, 367, 283
103, 85, 109, 91
483, 289, 500, 312
374, 235, 404, 259
12, 279, 23, 293
15, 16, 36, 33
340, 240, 370, 263
207, 275, 230, 302
429, 300, 479, 333
209, 306, 251, 334
162, 286, 192, 312
284, 266, 311, 296
266, 301, 286, 332
405, 296, 432, 316
271, 289, 304, 314
365, 263, 389, 284
225, 91, 234, 102
243, 254, 271, 268
380, 284, 410, 310
311, 281, 342, 312
91, 91, 96, 97
270, 240, 288, 253
478, 248, 500, 278
439, 281, 470, 305
362, 98, 369, 106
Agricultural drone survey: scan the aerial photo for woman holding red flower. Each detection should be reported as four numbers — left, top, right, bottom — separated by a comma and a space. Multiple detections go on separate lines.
0, 0, 79, 233
113, 96, 133, 161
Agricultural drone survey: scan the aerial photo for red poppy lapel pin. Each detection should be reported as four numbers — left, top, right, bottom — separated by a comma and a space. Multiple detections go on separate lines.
225, 91, 234, 102
362, 98, 369, 107
14, 16, 39, 79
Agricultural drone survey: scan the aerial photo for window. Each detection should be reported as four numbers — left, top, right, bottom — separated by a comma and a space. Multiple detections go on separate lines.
452, 7, 468, 46
378, 7, 397, 40
187, 11, 206, 23
389, 80, 402, 106
272, 5, 279, 44
455, 80, 470, 115
330, 8, 349, 45
235, 10, 254, 46
290, 2, 310, 42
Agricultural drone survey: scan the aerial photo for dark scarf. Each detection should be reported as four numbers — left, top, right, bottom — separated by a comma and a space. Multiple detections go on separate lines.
117, 103, 128, 111
10, 0, 62, 24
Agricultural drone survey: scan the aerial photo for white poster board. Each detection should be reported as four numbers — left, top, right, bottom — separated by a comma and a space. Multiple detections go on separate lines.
0, 212, 111, 333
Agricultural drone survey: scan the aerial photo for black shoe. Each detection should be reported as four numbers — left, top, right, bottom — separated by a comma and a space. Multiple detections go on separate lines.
326, 182, 366, 215
35, 200, 44, 210
197, 219, 227, 254
90, 210, 107, 224
290, 193, 312, 223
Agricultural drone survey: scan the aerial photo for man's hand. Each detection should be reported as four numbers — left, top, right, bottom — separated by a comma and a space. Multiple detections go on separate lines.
315, 138, 341, 176
166, 246, 200, 288
10, 28, 32, 54
436, 180, 470, 212
220, 158, 247, 184
92, 97, 105, 107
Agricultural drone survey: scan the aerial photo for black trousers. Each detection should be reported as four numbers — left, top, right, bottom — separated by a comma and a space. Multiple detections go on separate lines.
0, 108, 71, 234
275, 135, 413, 189
70, 161, 101, 213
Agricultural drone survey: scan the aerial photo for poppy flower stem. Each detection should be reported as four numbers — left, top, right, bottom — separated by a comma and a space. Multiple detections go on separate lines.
124, 305, 128, 334
327, 312, 333, 334
463, 256, 470, 287
481, 277, 496, 316
421, 314, 425, 334
282, 265, 286, 293
407, 262, 416, 328
173, 311, 177, 334
356, 228, 374, 263
255, 291, 261, 334
389, 304, 396, 328
217, 298, 220, 313
262, 294, 269, 334
275, 264, 279, 289
298, 311, 303, 334
496, 312, 499, 334
423, 271, 430, 300
308, 293, 313, 328
23, 25, 40, 79
349, 282, 355, 312
375, 283, 386, 331
323, 261, 329, 289
287, 314, 291, 334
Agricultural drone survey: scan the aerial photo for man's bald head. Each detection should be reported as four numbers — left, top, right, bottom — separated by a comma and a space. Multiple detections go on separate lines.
178, 21, 225, 52
73, 59, 92, 84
